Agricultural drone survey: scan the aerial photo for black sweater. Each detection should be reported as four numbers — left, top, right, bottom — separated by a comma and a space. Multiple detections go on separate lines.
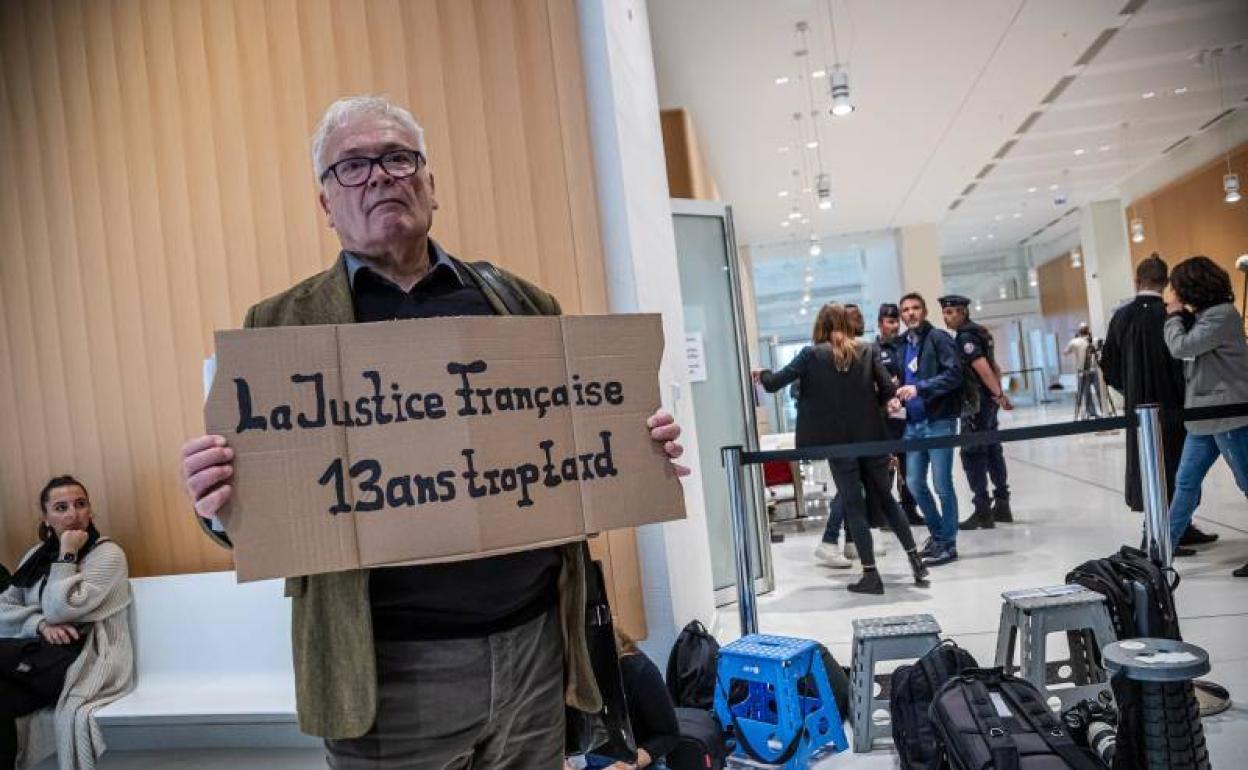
760, 343, 895, 448
622, 652, 679, 761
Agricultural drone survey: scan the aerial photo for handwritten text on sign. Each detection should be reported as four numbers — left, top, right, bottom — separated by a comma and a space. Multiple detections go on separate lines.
204, 314, 685, 581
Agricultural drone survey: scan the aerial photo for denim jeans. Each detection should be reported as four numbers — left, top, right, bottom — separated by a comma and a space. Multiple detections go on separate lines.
1167, 425, 1248, 548
822, 491, 845, 544
905, 418, 960, 548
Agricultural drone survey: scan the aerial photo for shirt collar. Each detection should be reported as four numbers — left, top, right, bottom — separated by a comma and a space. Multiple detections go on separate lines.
343, 240, 463, 293
1136, 289, 1163, 298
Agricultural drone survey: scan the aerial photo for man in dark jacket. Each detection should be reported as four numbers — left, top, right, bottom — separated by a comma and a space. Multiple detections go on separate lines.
1102, 254, 1216, 549
895, 293, 965, 566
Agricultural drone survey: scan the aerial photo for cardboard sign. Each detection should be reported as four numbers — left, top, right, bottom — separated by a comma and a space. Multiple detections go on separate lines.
204, 314, 685, 582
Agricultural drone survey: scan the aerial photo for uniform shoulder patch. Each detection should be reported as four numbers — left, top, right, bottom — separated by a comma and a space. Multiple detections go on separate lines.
963, 342, 976, 354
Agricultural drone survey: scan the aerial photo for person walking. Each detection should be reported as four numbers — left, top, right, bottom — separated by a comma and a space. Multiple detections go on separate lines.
755, 304, 930, 594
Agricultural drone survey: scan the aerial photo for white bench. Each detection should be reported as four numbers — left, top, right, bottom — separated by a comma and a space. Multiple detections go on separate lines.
95, 571, 319, 750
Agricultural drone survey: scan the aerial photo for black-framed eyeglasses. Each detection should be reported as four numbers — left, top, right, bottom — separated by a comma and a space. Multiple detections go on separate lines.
320, 149, 426, 187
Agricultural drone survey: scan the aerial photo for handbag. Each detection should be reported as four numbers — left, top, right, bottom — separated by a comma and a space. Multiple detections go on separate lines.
0, 635, 85, 678
565, 543, 637, 761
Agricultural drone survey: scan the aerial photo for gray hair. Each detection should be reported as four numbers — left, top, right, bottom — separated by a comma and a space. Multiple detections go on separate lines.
310, 95, 426, 182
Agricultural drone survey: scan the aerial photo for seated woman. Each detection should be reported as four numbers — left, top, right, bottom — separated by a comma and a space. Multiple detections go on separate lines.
573, 628, 678, 770
754, 303, 930, 594
0, 476, 134, 770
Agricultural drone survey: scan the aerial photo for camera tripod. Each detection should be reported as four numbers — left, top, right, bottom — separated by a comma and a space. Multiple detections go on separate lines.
1073, 343, 1117, 421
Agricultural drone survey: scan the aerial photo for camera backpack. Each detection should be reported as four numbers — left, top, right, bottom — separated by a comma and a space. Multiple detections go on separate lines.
930, 668, 1103, 770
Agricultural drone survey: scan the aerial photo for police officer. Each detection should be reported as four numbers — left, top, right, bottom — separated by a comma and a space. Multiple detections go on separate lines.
875, 303, 922, 524
938, 295, 1014, 530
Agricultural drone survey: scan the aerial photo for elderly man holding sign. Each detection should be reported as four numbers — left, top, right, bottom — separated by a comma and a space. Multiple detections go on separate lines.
179, 95, 688, 770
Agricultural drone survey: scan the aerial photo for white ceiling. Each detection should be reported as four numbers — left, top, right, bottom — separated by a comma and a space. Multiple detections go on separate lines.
648, 0, 1248, 258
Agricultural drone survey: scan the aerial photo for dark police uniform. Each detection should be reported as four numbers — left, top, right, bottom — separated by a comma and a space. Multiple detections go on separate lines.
939, 295, 1011, 520
872, 305, 921, 520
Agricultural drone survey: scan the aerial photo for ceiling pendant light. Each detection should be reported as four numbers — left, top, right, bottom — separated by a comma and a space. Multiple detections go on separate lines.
809, 233, 822, 257
1028, 267, 1038, 288
830, 70, 854, 116
815, 172, 833, 210
998, 284, 1008, 300
1070, 247, 1083, 268
1130, 218, 1145, 243
1224, 172, 1241, 204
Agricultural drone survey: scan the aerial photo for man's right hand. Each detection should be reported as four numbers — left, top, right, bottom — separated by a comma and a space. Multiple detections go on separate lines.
180, 435, 235, 520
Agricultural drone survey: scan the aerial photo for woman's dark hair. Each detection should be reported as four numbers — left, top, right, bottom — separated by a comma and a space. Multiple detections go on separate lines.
1169, 256, 1234, 312
38, 475, 89, 541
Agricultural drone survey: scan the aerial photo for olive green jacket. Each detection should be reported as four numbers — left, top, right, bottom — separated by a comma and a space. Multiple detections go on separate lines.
198, 251, 602, 738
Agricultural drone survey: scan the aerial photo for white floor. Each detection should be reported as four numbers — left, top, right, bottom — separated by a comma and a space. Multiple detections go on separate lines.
743, 403, 1248, 768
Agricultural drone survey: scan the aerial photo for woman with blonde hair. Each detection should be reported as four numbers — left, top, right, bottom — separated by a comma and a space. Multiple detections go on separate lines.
754, 304, 929, 593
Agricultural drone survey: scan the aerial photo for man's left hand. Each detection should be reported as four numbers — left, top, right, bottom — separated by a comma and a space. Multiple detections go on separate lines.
647, 410, 691, 477
896, 384, 918, 402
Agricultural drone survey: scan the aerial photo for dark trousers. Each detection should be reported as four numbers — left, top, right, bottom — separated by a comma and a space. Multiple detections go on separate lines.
326, 608, 565, 770
829, 455, 918, 568
960, 401, 1009, 507
0, 642, 77, 769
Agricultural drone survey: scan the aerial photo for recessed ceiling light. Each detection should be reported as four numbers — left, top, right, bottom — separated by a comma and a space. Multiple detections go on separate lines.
1141, 91, 1156, 99
778, 146, 790, 153
788, 211, 801, 220
987, 233, 995, 239
778, 191, 789, 198
811, 70, 827, 79
818, 199, 833, 210
1174, 87, 1188, 95
806, 141, 819, 149
994, 214, 1003, 221
1049, 184, 1059, 191
775, 76, 790, 85
1073, 148, 1086, 156
971, 236, 979, 242
1012, 212, 1022, 219
1027, 187, 1037, 193
780, 221, 790, 227
1098, 144, 1111, 152
804, 274, 814, 284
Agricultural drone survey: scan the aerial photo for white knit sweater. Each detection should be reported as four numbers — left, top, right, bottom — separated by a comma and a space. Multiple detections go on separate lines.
0, 540, 134, 770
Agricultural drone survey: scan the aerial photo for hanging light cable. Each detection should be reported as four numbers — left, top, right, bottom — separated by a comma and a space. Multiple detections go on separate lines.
1212, 50, 1241, 203
1123, 122, 1146, 242
797, 22, 833, 211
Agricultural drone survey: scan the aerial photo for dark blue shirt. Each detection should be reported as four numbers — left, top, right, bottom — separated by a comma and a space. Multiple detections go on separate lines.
903, 331, 927, 424
347, 243, 561, 642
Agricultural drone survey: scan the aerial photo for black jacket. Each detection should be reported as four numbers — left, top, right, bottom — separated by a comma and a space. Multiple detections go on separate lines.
760, 343, 896, 447
901, 321, 964, 421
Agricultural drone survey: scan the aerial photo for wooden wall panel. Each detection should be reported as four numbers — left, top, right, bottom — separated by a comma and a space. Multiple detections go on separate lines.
1127, 142, 1248, 324
0, 0, 649, 638
1038, 253, 1089, 375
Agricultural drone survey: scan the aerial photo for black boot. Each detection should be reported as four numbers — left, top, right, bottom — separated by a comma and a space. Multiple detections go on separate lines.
907, 549, 930, 587
848, 568, 884, 595
904, 504, 925, 526
1179, 525, 1218, 546
1234, 562, 1248, 578
992, 498, 1013, 523
959, 502, 995, 530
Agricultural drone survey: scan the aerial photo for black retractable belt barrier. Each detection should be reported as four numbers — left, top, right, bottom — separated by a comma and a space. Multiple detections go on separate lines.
722, 401, 1248, 637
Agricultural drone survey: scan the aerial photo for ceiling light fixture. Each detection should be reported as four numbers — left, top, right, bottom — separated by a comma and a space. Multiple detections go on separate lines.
780, 221, 791, 228
788, 210, 801, 220
778, 190, 789, 198
829, 70, 855, 116
1028, 267, 1038, 288
1074, 148, 1086, 156
998, 284, 1008, 300
775, 76, 790, 85
1013, 212, 1022, 219
811, 69, 827, 78
1141, 91, 1156, 99
1049, 184, 1059, 191
1130, 218, 1145, 243
809, 243, 822, 256
1174, 87, 1188, 95
970, 236, 979, 242
1211, 51, 1241, 205
1098, 144, 1111, 152
1070, 247, 1083, 268
1027, 187, 1037, 193
975, 300, 983, 313
806, 140, 819, 149
987, 233, 995, 240
818, 199, 833, 211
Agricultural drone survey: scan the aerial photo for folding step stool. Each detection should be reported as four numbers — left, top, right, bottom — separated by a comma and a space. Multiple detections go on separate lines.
849, 614, 941, 752
714, 634, 848, 769
994, 585, 1118, 712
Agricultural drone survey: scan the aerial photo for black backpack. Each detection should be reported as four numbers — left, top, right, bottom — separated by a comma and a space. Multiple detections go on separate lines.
931, 668, 1103, 770
666, 621, 720, 710
666, 707, 729, 770
1066, 545, 1181, 642
890, 640, 979, 769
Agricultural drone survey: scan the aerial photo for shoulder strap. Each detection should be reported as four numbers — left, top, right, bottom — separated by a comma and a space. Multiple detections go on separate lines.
996, 679, 1102, 770
964, 678, 1019, 770
465, 260, 542, 316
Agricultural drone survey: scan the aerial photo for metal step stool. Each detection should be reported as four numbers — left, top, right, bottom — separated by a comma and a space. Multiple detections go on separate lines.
850, 614, 941, 753
994, 585, 1118, 712
714, 634, 848, 769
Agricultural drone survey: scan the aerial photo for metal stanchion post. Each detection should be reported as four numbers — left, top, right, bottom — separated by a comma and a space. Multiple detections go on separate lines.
722, 446, 758, 636
1135, 404, 1171, 568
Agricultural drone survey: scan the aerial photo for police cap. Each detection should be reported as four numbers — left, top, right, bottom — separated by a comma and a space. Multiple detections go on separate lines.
938, 294, 972, 309
877, 302, 900, 321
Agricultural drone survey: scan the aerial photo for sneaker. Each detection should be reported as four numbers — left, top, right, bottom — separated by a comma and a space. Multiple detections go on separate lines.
814, 542, 853, 568
1179, 525, 1218, 547
843, 542, 859, 561
923, 546, 959, 567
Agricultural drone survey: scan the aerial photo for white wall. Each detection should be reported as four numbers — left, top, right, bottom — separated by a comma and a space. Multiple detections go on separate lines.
577, 0, 717, 661
1079, 199, 1135, 335
899, 223, 947, 303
